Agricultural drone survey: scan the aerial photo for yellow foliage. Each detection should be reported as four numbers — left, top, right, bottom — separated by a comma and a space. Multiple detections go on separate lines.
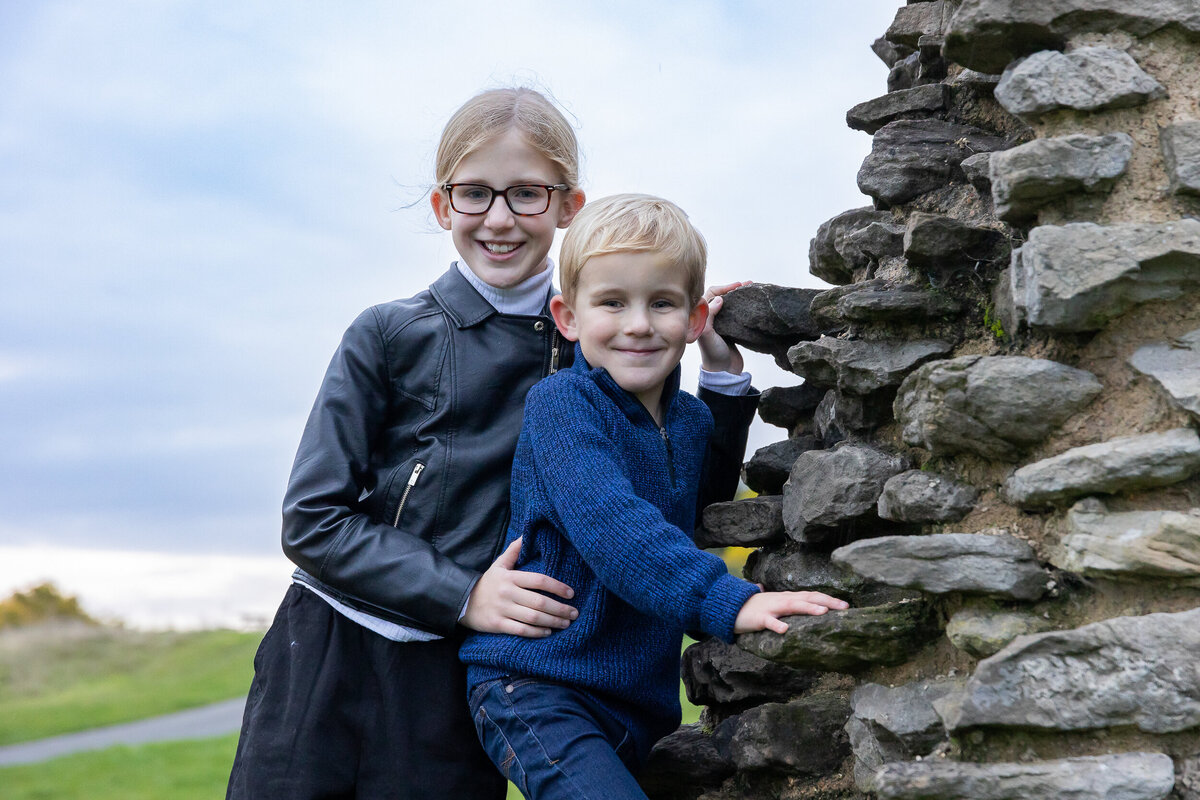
0, 582, 95, 629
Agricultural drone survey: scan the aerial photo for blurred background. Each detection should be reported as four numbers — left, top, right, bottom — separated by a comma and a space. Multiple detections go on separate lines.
0, 0, 898, 628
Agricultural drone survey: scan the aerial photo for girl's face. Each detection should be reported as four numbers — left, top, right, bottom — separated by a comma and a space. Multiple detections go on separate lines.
432, 128, 584, 290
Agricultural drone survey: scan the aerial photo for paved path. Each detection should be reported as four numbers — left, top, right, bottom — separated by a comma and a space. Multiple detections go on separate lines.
0, 697, 247, 767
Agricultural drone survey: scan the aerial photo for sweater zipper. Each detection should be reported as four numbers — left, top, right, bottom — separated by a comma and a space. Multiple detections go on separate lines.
660, 427, 676, 487
392, 462, 425, 527
549, 329, 561, 375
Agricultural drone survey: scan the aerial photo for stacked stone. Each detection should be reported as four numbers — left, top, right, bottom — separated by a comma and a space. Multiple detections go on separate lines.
639, 2, 1200, 799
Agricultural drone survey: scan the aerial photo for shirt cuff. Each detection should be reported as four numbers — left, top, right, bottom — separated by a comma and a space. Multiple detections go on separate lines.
699, 368, 752, 396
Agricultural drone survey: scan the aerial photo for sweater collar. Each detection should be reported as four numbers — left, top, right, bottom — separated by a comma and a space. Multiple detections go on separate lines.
570, 342, 681, 427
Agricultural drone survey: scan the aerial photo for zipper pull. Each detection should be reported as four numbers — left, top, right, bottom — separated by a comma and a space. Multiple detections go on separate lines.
549, 330, 560, 374
407, 463, 425, 486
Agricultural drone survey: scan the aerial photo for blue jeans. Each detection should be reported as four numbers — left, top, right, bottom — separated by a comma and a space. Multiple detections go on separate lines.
468, 676, 649, 800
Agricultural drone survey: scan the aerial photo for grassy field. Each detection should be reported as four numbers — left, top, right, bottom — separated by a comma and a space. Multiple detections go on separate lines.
0, 621, 261, 745
0, 622, 702, 798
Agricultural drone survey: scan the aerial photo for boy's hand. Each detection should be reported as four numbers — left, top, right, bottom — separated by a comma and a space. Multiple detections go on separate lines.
462, 538, 578, 637
697, 281, 751, 374
733, 590, 849, 635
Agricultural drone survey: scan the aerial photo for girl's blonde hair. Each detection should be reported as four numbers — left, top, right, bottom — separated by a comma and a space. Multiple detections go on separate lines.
558, 194, 707, 304
435, 88, 580, 188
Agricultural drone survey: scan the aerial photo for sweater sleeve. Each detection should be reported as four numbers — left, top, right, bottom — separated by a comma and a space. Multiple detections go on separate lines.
525, 380, 759, 642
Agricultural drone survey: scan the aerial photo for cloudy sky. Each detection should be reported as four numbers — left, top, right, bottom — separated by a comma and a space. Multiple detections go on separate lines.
1, 1, 901, 625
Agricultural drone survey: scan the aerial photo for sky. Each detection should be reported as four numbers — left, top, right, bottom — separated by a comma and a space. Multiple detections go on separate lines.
0, 0, 903, 627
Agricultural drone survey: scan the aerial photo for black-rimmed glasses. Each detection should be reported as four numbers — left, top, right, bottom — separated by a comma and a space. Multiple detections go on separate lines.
441, 183, 569, 216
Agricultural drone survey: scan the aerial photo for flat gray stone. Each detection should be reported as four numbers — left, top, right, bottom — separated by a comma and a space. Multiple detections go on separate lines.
1051, 497, 1200, 584
885, 0, 954, 48
813, 388, 895, 446
872, 36, 914, 69
961, 151, 992, 193
858, 120, 1008, 207
696, 496, 784, 549
1130, 328, 1200, 422
847, 678, 964, 793
744, 544, 868, 599
638, 724, 734, 799
737, 597, 941, 673
715, 692, 851, 775
712, 284, 825, 364
994, 47, 1166, 118
681, 637, 817, 708
742, 435, 821, 496
895, 355, 1102, 460
787, 335, 955, 395
832, 533, 1050, 601
829, 284, 964, 326
873, 752, 1176, 800
990, 133, 1133, 220
944, 0, 1200, 74
1003, 427, 1200, 508
847, 84, 951, 134
810, 207, 895, 285
903, 212, 1010, 272
946, 605, 1055, 658
757, 383, 825, 430
946, 606, 1200, 734
783, 443, 907, 540
877, 469, 978, 523
1161, 121, 1200, 197
1011, 220, 1200, 331
844, 221, 907, 265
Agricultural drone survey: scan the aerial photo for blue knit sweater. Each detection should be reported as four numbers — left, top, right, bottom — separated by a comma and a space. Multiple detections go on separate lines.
459, 348, 759, 757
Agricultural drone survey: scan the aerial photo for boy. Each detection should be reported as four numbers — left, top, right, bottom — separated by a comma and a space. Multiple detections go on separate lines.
459, 194, 848, 800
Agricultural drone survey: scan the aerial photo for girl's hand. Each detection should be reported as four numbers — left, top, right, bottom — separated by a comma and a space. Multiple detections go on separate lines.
733, 590, 849, 635
462, 538, 578, 637
697, 281, 751, 374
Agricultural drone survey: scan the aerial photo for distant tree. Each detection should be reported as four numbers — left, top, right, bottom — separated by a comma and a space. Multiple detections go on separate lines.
0, 582, 96, 628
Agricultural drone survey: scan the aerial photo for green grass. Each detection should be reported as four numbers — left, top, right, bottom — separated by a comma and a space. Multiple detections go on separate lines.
0, 733, 240, 800
0, 622, 261, 745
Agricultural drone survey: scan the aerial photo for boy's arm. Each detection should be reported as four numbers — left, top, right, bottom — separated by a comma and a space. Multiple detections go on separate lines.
694, 281, 759, 509
282, 309, 572, 637
526, 382, 759, 643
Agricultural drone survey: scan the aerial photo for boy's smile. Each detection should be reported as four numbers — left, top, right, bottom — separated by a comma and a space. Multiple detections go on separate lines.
550, 252, 707, 421
432, 128, 583, 290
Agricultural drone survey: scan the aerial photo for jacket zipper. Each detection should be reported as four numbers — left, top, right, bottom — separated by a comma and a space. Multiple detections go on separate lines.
549, 329, 561, 375
660, 427, 676, 487
392, 462, 425, 527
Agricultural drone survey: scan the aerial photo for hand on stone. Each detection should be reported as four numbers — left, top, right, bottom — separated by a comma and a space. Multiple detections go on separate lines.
697, 281, 750, 375
733, 590, 849, 635
462, 538, 578, 637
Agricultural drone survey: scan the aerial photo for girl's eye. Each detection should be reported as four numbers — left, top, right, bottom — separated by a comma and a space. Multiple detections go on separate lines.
462, 187, 491, 201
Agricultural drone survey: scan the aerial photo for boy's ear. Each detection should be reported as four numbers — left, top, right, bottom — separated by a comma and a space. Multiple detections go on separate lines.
685, 298, 709, 344
557, 190, 586, 230
431, 187, 453, 231
549, 295, 580, 341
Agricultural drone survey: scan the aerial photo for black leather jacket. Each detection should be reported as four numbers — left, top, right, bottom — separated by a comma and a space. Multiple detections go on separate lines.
283, 266, 758, 636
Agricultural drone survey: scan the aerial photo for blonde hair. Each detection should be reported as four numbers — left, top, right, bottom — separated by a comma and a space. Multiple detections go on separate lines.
559, 194, 707, 303
435, 88, 580, 188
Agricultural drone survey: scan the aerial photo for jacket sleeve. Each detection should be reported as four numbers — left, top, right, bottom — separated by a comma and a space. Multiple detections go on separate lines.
525, 382, 759, 643
281, 308, 478, 635
695, 386, 760, 512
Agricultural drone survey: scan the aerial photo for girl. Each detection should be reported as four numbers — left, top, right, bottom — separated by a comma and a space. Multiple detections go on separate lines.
226, 87, 586, 800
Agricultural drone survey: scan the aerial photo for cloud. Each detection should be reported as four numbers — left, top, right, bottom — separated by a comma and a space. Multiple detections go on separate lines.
0, 0, 901, 568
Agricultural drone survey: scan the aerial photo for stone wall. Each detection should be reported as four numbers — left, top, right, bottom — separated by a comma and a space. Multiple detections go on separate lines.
640, 2, 1200, 798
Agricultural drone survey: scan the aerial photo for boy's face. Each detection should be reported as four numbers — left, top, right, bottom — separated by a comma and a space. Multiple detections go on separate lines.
550, 252, 707, 417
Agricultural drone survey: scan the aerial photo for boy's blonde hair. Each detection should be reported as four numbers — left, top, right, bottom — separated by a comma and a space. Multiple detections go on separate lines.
559, 194, 707, 303
435, 88, 580, 188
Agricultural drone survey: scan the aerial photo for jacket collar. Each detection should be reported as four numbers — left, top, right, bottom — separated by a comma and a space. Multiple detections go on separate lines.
570, 343, 681, 428
430, 264, 556, 329
430, 265, 498, 329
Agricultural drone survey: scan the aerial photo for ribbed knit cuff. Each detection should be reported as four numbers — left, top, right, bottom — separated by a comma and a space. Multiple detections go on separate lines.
700, 573, 761, 643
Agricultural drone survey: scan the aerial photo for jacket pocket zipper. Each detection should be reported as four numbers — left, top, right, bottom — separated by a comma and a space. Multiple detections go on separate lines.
392, 462, 425, 527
